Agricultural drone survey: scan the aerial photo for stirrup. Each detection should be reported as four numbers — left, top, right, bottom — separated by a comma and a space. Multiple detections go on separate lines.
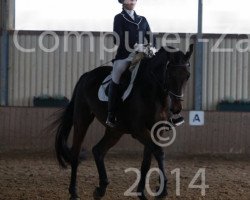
106, 120, 117, 128
106, 113, 118, 128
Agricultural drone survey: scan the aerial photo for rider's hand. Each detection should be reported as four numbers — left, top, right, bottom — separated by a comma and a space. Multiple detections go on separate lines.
149, 46, 157, 56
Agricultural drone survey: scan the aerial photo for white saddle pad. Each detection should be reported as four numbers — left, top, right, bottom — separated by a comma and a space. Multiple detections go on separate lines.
98, 61, 141, 102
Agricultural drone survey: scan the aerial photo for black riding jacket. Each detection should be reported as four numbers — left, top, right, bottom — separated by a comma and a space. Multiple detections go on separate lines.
113, 9, 156, 61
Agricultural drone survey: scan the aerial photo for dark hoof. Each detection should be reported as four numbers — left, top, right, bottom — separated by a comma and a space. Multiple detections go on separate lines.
93, 186, 106, 199
69, 186, 79, 200
137, 187, 147, 200
69, 195, 80, 200
154, 195, 167, 200
154, 186, 168, 199
137, 192, 148, 200
138, 195, 148, 200
155, 187, 168, 199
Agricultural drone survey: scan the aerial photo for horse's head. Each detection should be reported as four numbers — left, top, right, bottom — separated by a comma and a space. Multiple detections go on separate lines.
166, 44, 194, 114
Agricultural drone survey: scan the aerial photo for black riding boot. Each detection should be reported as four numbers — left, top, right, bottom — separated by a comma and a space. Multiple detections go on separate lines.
106, 80, 120, 127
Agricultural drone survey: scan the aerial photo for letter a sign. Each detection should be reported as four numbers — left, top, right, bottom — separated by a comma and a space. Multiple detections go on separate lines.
189, 111, 204, 126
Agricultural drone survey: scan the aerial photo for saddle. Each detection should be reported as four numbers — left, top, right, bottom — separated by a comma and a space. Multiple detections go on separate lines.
98, 59, 141, 102
98, 44, 157, 102
104, 69, 131, 96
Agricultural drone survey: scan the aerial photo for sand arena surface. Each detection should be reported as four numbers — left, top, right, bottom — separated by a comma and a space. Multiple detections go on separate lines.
0, 153, 249, 200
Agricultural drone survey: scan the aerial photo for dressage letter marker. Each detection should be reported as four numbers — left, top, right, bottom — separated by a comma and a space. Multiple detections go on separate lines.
189, 111, 204, 126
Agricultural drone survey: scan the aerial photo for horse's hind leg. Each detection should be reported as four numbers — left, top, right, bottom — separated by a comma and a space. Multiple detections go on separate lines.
92, 128, 122, 199
69, 104, 94, 200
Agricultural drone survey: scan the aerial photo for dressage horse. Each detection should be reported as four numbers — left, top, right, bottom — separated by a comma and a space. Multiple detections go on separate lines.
54, 44, 193, 200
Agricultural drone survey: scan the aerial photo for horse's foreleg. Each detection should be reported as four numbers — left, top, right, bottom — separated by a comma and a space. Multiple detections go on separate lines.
137, 146, 152, 200
152, 145, 168, 199
135, 131, 168, 199
92, 128, 122, 199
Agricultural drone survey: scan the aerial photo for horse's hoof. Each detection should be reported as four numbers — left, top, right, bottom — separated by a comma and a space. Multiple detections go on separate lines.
93, 186, 106, 199
154, 186, 168, 199
154, 196, 166, 200
69, 195, 80, 200
136, 188, 147, 200
138, 194, 148, 200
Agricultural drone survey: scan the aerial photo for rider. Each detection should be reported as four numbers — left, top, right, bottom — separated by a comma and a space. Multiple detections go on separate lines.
105, 0, 155, 127
106, 0, 184, 127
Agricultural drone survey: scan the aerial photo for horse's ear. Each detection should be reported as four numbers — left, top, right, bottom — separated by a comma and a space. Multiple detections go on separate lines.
185, 44, 194, 60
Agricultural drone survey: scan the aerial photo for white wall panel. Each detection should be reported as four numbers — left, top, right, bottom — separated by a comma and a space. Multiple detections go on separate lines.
11, 31, 246, 110
202, 36, 250, 110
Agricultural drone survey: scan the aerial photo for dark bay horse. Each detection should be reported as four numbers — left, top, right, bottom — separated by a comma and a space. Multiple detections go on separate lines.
55, 44, 193, 200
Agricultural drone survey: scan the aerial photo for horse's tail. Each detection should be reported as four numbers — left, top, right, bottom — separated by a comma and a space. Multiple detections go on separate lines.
54, 76, 83, 168
54, 95, 75, 168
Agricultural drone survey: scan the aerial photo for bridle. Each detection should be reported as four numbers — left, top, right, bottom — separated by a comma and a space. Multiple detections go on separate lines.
148, 51, 190, 101
165, 61, 190, 101
168, 91, 184, 101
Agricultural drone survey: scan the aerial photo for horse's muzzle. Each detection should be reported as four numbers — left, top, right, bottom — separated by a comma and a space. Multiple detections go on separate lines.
170, 100, 182, 114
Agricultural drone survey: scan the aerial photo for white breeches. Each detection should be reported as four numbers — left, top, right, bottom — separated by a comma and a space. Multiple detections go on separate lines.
111, 52, 135, 84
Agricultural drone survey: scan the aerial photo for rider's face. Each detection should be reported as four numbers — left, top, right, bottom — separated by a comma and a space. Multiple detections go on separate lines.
123, 0, 137, 10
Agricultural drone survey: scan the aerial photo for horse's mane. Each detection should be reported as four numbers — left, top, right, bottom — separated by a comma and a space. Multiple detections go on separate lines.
144, 46, 176, 68
137, 46, 176, 83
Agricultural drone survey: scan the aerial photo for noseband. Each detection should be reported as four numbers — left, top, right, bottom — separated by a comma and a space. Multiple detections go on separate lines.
168, 91, 184, 101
